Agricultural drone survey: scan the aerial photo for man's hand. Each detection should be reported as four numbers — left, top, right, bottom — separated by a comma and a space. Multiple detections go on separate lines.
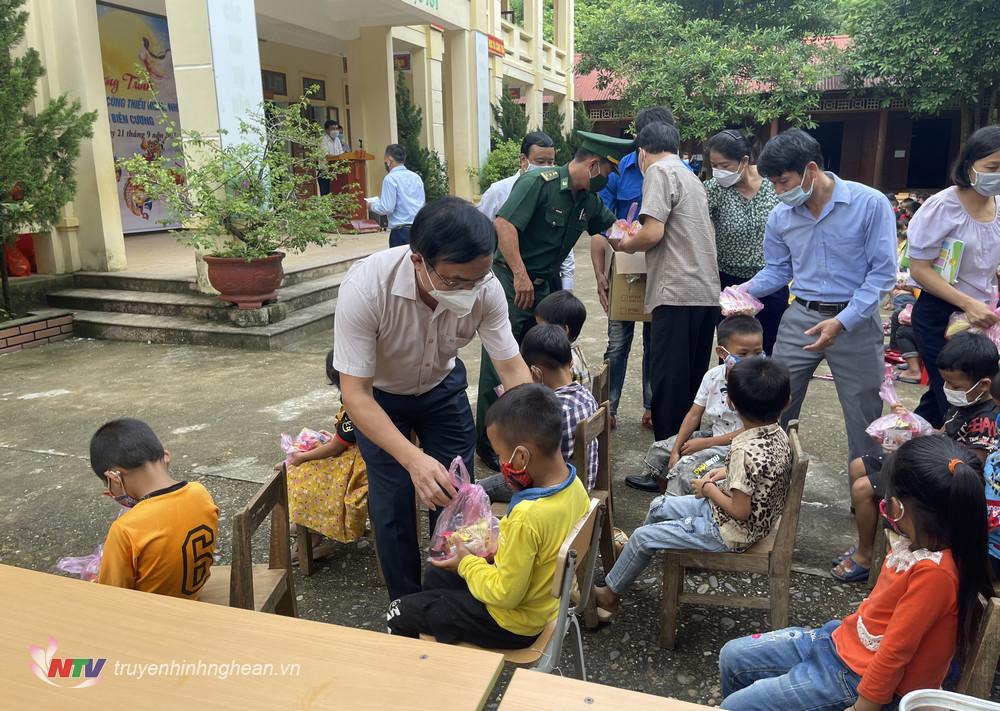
804, 317, 845, 352
964, 299, 1000, 329
406, 452, 457, 511
680, 438, 709, 456
513, 270, 535, 310
596, 272, 610, 313
429, 539, 471, 570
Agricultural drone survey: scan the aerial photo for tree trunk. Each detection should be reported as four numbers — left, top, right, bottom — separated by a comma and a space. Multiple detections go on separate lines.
960, 102, 973, 148
1, 248, 11, 317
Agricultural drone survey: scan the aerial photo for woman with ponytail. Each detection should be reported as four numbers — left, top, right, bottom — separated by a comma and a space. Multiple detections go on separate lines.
719, 435, 990, 711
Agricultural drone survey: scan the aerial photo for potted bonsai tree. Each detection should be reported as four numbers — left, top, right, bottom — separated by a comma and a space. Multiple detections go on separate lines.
120, 93, 357, 309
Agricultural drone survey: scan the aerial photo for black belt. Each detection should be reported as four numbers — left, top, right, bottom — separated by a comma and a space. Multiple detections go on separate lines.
795, 297, 848, 317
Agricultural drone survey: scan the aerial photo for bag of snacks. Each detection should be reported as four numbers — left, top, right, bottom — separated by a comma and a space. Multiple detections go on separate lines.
865, 366, 935, 451
428, 457, 500, 560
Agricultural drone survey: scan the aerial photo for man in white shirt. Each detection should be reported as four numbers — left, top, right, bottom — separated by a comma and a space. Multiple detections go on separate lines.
366, 144, 426, 248
334, 197, 532, 600
318, 120, 348, 196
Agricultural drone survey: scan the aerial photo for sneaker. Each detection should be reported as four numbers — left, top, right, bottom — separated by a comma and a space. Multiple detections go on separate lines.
624, 473, 660, 493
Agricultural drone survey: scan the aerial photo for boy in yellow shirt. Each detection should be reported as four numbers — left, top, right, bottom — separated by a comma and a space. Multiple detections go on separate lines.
386, 383, 589, 647
91, 418, 219, 599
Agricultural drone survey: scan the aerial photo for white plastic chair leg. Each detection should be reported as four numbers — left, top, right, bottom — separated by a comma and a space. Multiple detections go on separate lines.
898, 689, 1000, 711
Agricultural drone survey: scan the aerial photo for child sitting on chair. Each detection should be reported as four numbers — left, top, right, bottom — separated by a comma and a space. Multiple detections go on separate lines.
625, 315, 763, 495
534, 289, 592, 388
385, 383, 589, 648
91, 418, 219, 599
833, 332, 1000, 583
593, 357, 791, 618
480, 324, 600, 502
720, 436, 991, 710
286, 351, 369, 559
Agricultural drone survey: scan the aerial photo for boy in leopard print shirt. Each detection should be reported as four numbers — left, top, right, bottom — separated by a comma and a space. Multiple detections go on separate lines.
593, 358, 792, 614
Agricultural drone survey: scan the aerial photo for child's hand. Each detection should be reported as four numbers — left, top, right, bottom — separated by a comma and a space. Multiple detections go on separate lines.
680, 438, 708, 456
667, 449, 680, 471
706, 467, 727, 482
890, 404, 908, 416
429, 539, 472, 570
692, 477, 707, 499
288, 451, 310, 467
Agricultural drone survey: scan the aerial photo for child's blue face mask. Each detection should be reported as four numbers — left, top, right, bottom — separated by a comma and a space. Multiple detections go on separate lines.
722, 347, 766, 372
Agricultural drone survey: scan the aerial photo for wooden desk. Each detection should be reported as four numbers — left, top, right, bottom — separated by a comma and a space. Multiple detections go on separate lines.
498, 669, 715, 711
2, 564, 503, 710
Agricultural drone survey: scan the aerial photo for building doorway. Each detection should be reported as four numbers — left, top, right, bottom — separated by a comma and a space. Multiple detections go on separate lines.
808, 122, 844, 174
907, 118, 953, 189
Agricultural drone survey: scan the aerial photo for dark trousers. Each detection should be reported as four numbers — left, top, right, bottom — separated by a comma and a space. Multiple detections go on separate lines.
386, 566, 539, 648
649, 304, 721, 440
353, 362, 476, 601
317, 177, 331, 196
476, 264, 551, 456
389, 225, 412, 248
912, 291, 960, 428
890, 310, 919, 357
719, 271, 788, 356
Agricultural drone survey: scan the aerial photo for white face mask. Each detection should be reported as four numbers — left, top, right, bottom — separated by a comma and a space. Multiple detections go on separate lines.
423, 263, 483, 318
714, 166, 743, 188
943, 382, 983, 408
972, 169, 1000, 197
776, 169, 815, 207
526, 162, 548, 171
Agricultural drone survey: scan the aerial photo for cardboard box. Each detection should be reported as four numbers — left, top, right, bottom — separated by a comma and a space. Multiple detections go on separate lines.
604, 242, 651, 322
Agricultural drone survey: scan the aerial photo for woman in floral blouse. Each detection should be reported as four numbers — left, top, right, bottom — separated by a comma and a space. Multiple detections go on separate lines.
705, 130, 785, 353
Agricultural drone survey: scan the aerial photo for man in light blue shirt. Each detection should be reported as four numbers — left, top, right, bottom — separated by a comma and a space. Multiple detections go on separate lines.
747, 128, 897, 466
366, 144, 426, 248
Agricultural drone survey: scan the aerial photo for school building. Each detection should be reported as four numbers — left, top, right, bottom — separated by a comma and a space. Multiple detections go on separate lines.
18, 0, 575, 276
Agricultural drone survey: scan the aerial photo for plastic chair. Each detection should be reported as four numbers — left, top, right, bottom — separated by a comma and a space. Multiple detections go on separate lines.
898, 689, 1000, 710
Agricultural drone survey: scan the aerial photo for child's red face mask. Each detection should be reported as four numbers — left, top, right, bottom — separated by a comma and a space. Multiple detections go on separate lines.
501, 446, 534, 491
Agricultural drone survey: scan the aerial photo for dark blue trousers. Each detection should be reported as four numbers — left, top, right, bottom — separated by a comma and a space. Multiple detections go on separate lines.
912, 290, 960, 429
354, 361, 476, 601
389, 225, 412, 248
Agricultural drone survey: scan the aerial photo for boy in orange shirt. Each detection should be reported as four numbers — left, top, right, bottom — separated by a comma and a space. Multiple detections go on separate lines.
91, 418, 219, 599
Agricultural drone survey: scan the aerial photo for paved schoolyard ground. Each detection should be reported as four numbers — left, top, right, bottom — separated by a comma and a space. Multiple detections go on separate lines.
3, 239, 985, 707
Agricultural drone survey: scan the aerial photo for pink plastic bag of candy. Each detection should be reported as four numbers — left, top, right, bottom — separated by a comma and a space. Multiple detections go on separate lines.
865, 365, 935, 451
428, 456, 500, 560
946, 291, 1000, 346
280, 428, 334, 464
56, 544, 104, 581
720, 284, 764, 317
608, 202, 641, 242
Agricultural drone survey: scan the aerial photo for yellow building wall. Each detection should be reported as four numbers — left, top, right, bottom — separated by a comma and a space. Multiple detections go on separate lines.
258, 42, 348, 140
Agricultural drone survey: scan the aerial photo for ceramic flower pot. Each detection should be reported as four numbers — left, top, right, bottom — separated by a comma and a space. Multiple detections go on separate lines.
202, 252, 285, 309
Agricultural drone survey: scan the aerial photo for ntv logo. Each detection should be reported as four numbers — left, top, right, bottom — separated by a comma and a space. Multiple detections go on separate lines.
29, 637, 106, 689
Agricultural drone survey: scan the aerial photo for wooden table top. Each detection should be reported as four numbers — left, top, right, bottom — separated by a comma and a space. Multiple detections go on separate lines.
2, 564, 504, 710
498, 668, 716, 710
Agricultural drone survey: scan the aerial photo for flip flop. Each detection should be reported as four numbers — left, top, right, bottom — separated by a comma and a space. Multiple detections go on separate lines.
831, 545, 856, 566
897, 376, 921, 384
831, 557, 870, 583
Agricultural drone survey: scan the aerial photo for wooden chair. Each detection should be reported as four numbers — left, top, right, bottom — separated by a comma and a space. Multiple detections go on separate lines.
956, 594, 1000, 699
590, 360, 610, 406
658, 421, 809, 649
421, 496, 604, 680
200, 464, 298, 616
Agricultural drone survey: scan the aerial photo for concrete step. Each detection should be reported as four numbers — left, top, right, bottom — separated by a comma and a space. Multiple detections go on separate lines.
48, 272, 345, 326
70, 297, 339, 351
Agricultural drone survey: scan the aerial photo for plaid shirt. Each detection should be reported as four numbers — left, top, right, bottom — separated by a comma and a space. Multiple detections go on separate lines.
555, 382, 599, 490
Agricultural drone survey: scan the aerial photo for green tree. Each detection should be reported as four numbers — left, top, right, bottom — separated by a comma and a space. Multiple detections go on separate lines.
394, 70, 449, 201
576, 0, 837, 141
843, 0, 1000, 142
0, 0, 96, 317
491, 89, 529, 149
479, 139, 521, 193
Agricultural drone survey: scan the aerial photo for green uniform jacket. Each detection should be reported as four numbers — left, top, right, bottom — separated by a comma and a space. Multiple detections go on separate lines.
495, 164, 617, 280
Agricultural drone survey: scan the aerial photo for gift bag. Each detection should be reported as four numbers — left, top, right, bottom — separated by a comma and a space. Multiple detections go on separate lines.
720, 284, 764, 317
56, 545, 104, 581
946, 291, 1000, 347
428, 456, 500, 560
280, 428, 334, 465
865, 365, 935, 451
608, 202, 640, 241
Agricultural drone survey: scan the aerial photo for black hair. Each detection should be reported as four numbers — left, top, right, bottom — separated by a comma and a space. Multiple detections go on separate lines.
726, 358, 790, 423
325, 350, 340, 388
635, 106, 675, 134
90, 418, 166, 480
757, 128, 825, 179
951, 125, 1000, 189
323, 120, 340, 130
574, 147, 608, 164
885, 192, 898, 205
521, 131, 555, 158
706, 129, 761, 164
991, 371, 1000, 402
936, 332, 999, 382
485, 382, 564, 456
901, 197, 920, 215
409, 196, 497, 265
883, 436, 990, 664
385, 143, 406, 164
535, 290, 587, 342
636, 122, 680, 155
717, 315, 763, 348
520, 324, 573, 371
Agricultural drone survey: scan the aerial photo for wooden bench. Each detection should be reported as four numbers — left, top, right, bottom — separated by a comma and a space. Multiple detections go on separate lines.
658, 421, 809, 649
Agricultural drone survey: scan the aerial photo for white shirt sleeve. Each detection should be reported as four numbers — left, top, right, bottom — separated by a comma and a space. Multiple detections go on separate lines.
477, 280, 520, 362
478, 183, 502, 221
693, 367, 716, 408
332, 279, 380, 379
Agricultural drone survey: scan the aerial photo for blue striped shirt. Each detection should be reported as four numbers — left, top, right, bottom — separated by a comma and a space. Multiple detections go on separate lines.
368, 165, 425, 229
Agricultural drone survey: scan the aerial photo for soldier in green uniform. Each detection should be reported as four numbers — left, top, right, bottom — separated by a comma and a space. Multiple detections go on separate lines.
476, 131, 634, 468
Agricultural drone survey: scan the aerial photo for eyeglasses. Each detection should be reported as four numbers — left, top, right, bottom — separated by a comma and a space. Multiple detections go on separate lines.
427, 262, 495, 291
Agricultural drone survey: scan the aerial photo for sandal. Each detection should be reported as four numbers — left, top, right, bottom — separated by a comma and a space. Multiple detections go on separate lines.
831, 557, 870, 583
831, 545, 856, 566
898, 376, 921, 384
